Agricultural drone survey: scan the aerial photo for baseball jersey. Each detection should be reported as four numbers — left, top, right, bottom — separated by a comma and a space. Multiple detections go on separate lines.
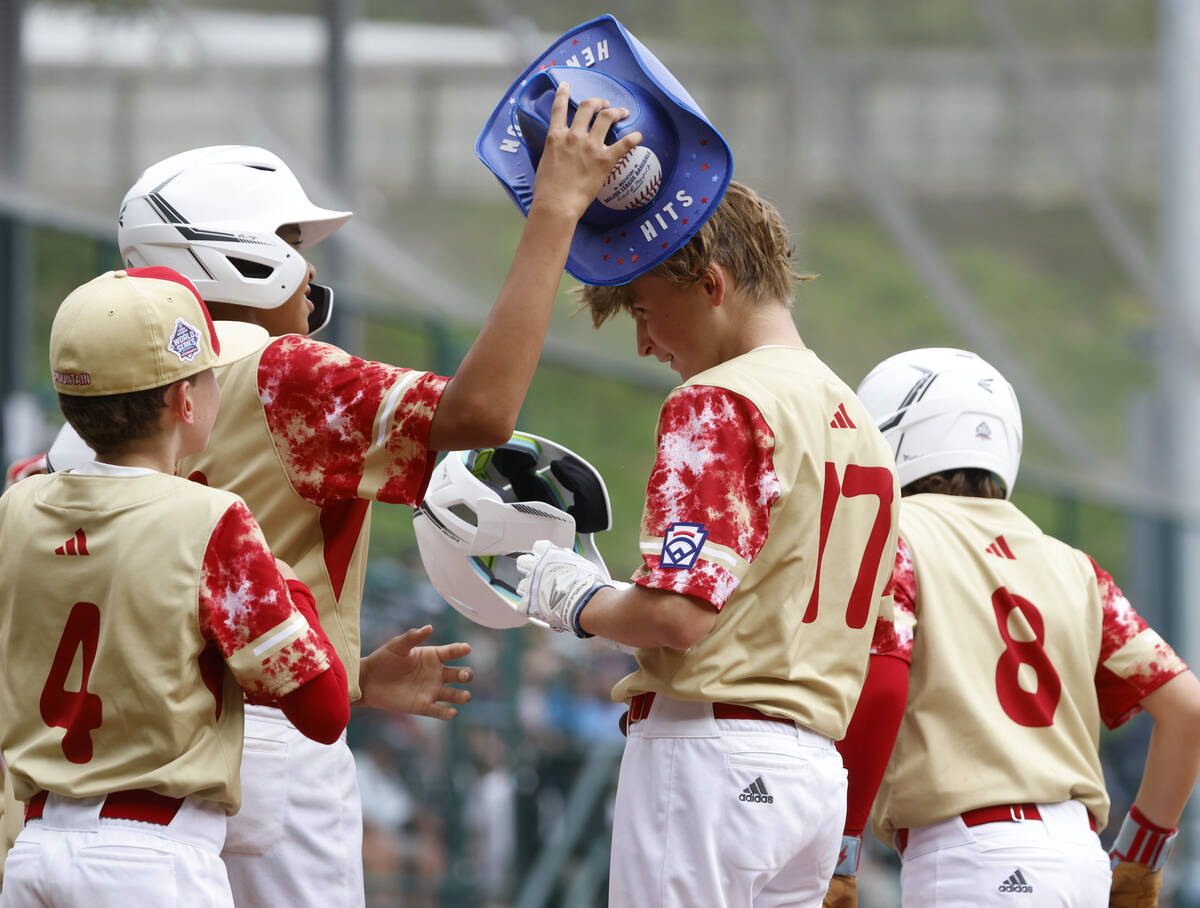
0, 467, 333, 813
611, 346, 900, 740
871, 493, 1188, 840
178, 324, 447, 701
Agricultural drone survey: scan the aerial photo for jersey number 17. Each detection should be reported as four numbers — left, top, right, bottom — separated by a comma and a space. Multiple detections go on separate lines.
803, 462, 895, 630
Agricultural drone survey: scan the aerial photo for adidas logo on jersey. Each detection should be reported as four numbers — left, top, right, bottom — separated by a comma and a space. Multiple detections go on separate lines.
985, 535, 1016, 559
54, 528, 89, 556
739, 776, 773, 804
830, 403, 856, 429
997, 868, 1033, 894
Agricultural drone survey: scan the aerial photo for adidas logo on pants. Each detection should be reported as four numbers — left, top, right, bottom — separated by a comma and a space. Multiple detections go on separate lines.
998, 868, 1033, 893
739, 776, 773, 804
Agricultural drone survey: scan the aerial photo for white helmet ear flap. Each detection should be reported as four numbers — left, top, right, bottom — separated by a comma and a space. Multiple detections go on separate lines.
470, 498, 575, 555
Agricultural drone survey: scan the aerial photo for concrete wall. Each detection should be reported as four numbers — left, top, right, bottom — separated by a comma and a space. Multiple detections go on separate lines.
20, 9, 1158, 217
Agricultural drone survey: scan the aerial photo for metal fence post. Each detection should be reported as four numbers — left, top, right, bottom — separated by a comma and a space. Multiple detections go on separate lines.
1, 0, 27, 465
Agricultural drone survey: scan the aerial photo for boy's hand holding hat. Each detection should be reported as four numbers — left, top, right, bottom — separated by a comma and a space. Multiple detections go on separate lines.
477, 14, 733, 286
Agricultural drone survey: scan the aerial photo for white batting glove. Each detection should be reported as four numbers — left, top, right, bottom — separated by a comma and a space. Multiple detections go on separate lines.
515, 540, 627, 637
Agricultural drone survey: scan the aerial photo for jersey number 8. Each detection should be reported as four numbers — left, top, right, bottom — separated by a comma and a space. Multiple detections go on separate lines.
991, 587, 1062, 727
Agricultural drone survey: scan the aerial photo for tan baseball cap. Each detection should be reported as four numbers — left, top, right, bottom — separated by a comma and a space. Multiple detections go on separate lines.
50, 267, 222, 397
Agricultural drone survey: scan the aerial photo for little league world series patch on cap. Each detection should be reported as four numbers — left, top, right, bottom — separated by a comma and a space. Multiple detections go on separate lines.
50, 267, 221, 396
476, 14, 733, 286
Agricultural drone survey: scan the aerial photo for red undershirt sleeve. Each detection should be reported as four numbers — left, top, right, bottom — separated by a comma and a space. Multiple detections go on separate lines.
836, 653, 910, 837
276, 579, 350, 744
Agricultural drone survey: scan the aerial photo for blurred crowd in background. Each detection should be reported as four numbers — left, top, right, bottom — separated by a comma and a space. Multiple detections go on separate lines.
352, 553, 630, 907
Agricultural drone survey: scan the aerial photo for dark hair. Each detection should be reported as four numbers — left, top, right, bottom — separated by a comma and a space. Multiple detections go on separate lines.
58, 382, 178, 456
579, 181, 813, 326
902, 468, 1007, 500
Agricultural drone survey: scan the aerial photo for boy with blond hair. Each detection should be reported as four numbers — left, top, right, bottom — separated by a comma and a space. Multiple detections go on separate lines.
514, 181, 901, 907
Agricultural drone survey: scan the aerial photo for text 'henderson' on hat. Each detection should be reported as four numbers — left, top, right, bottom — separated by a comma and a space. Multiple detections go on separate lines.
476, 14, 733, 287
50, 267, 221, 397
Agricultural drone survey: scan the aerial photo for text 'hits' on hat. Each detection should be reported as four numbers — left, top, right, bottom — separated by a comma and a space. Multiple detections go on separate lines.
475, 14, 733, 287
50, 267, 222, 397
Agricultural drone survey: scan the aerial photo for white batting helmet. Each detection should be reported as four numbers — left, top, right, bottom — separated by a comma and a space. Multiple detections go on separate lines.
117, 145, 352, 333
412, 432, 613, 629
856, 348, 1023, 497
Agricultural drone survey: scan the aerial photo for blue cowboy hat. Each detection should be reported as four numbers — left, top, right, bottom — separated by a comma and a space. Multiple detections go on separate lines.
476, 14, 733, 286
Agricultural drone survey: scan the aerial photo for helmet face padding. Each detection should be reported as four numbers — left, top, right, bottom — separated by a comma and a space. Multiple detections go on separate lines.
492, 447, 559, 510
856, 348, 1023, 497
412, 432, 614, 629
306, 283, 334, 334
550, 457, 610, 534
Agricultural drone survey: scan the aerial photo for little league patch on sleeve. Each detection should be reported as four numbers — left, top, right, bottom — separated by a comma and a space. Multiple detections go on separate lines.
167, 317, 201, 362
660, 521, 709, 569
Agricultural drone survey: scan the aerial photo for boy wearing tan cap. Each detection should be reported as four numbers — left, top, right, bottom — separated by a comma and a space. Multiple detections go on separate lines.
0, 267, 350, 906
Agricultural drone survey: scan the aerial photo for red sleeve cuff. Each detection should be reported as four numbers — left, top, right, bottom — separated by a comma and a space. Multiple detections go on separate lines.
278, 578, 349, 743
837, 654, 910, 837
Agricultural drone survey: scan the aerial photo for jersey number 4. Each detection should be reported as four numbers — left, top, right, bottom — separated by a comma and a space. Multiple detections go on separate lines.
992, 587, 1062, 727
804, 463, 894, 629
40, 601, 103, 763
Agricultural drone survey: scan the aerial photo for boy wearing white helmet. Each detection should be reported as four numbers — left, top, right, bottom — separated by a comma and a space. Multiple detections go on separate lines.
103, 84, 641, 907
824, 348, 1200, 908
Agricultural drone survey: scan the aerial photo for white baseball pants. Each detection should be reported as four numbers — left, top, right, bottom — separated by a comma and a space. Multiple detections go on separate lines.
221, 704, 364, 908
609, 695, 847, 908
1, 792, 231, 907
898, 799, 1111, 906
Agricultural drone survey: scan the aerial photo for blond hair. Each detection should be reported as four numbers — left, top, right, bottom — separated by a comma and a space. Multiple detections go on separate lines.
579, 181, 812, 326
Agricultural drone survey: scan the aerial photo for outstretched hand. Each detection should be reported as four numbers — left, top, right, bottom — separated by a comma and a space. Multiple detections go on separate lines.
358, 625, 473, 719
531, 81, 643, 223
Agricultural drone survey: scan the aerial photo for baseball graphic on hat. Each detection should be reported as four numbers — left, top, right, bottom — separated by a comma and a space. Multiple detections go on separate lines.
598, 147, 663, 211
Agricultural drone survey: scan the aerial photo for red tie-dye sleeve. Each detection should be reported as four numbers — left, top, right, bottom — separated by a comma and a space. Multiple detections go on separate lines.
198, 501, 333, 703
1091, 555, 1188, 729
257, 335, 447, 507
633, 385, 779, 609
870, 537, 916, 663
